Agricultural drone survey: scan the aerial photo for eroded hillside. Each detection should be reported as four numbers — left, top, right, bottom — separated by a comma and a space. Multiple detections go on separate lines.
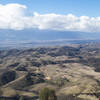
0, 44, 100, 100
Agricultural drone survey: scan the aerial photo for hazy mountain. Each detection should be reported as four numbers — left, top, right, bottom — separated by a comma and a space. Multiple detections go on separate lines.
0, 29, 81, 41
0, 29, 100, 48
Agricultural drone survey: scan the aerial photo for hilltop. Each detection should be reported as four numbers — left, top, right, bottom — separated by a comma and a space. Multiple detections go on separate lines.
0, 43, 100, 100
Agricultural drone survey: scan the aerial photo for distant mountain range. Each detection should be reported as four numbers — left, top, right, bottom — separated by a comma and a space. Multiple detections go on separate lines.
0, 29, 100, 48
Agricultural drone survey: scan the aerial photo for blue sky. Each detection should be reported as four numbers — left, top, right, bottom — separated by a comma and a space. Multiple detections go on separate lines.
0, 0, 100, 17
0, 0, 100, 32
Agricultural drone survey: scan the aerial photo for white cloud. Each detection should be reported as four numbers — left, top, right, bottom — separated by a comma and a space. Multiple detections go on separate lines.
0, 3, 100, 32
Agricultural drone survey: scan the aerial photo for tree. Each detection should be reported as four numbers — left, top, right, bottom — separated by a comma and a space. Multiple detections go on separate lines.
48, 89, 57, 100
0, 88, 2, 96
19, 96, 24, 100
39, 87, 57, 100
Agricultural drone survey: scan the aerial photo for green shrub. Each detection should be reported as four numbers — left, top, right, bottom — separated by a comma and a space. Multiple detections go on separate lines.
39, 87, 57, 100
19, 96, 24, 100
0, 88, 2, 96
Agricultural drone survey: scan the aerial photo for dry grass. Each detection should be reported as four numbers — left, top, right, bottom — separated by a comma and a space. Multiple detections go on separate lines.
78, 94, 99, 100
1, 87, 17, 97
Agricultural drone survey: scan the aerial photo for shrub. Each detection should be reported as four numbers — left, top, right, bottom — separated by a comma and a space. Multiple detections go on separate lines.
0, 71, 16, 85
39, 87, 57, 100
19, 96, 24, 100
0, 88, 2, 96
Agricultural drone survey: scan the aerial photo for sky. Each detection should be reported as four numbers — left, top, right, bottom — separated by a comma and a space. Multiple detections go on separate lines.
0, 0, 100, 17
0, 0, 100, 32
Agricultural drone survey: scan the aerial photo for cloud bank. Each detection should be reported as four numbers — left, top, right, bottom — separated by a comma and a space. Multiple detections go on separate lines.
0, 3, 100, 32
